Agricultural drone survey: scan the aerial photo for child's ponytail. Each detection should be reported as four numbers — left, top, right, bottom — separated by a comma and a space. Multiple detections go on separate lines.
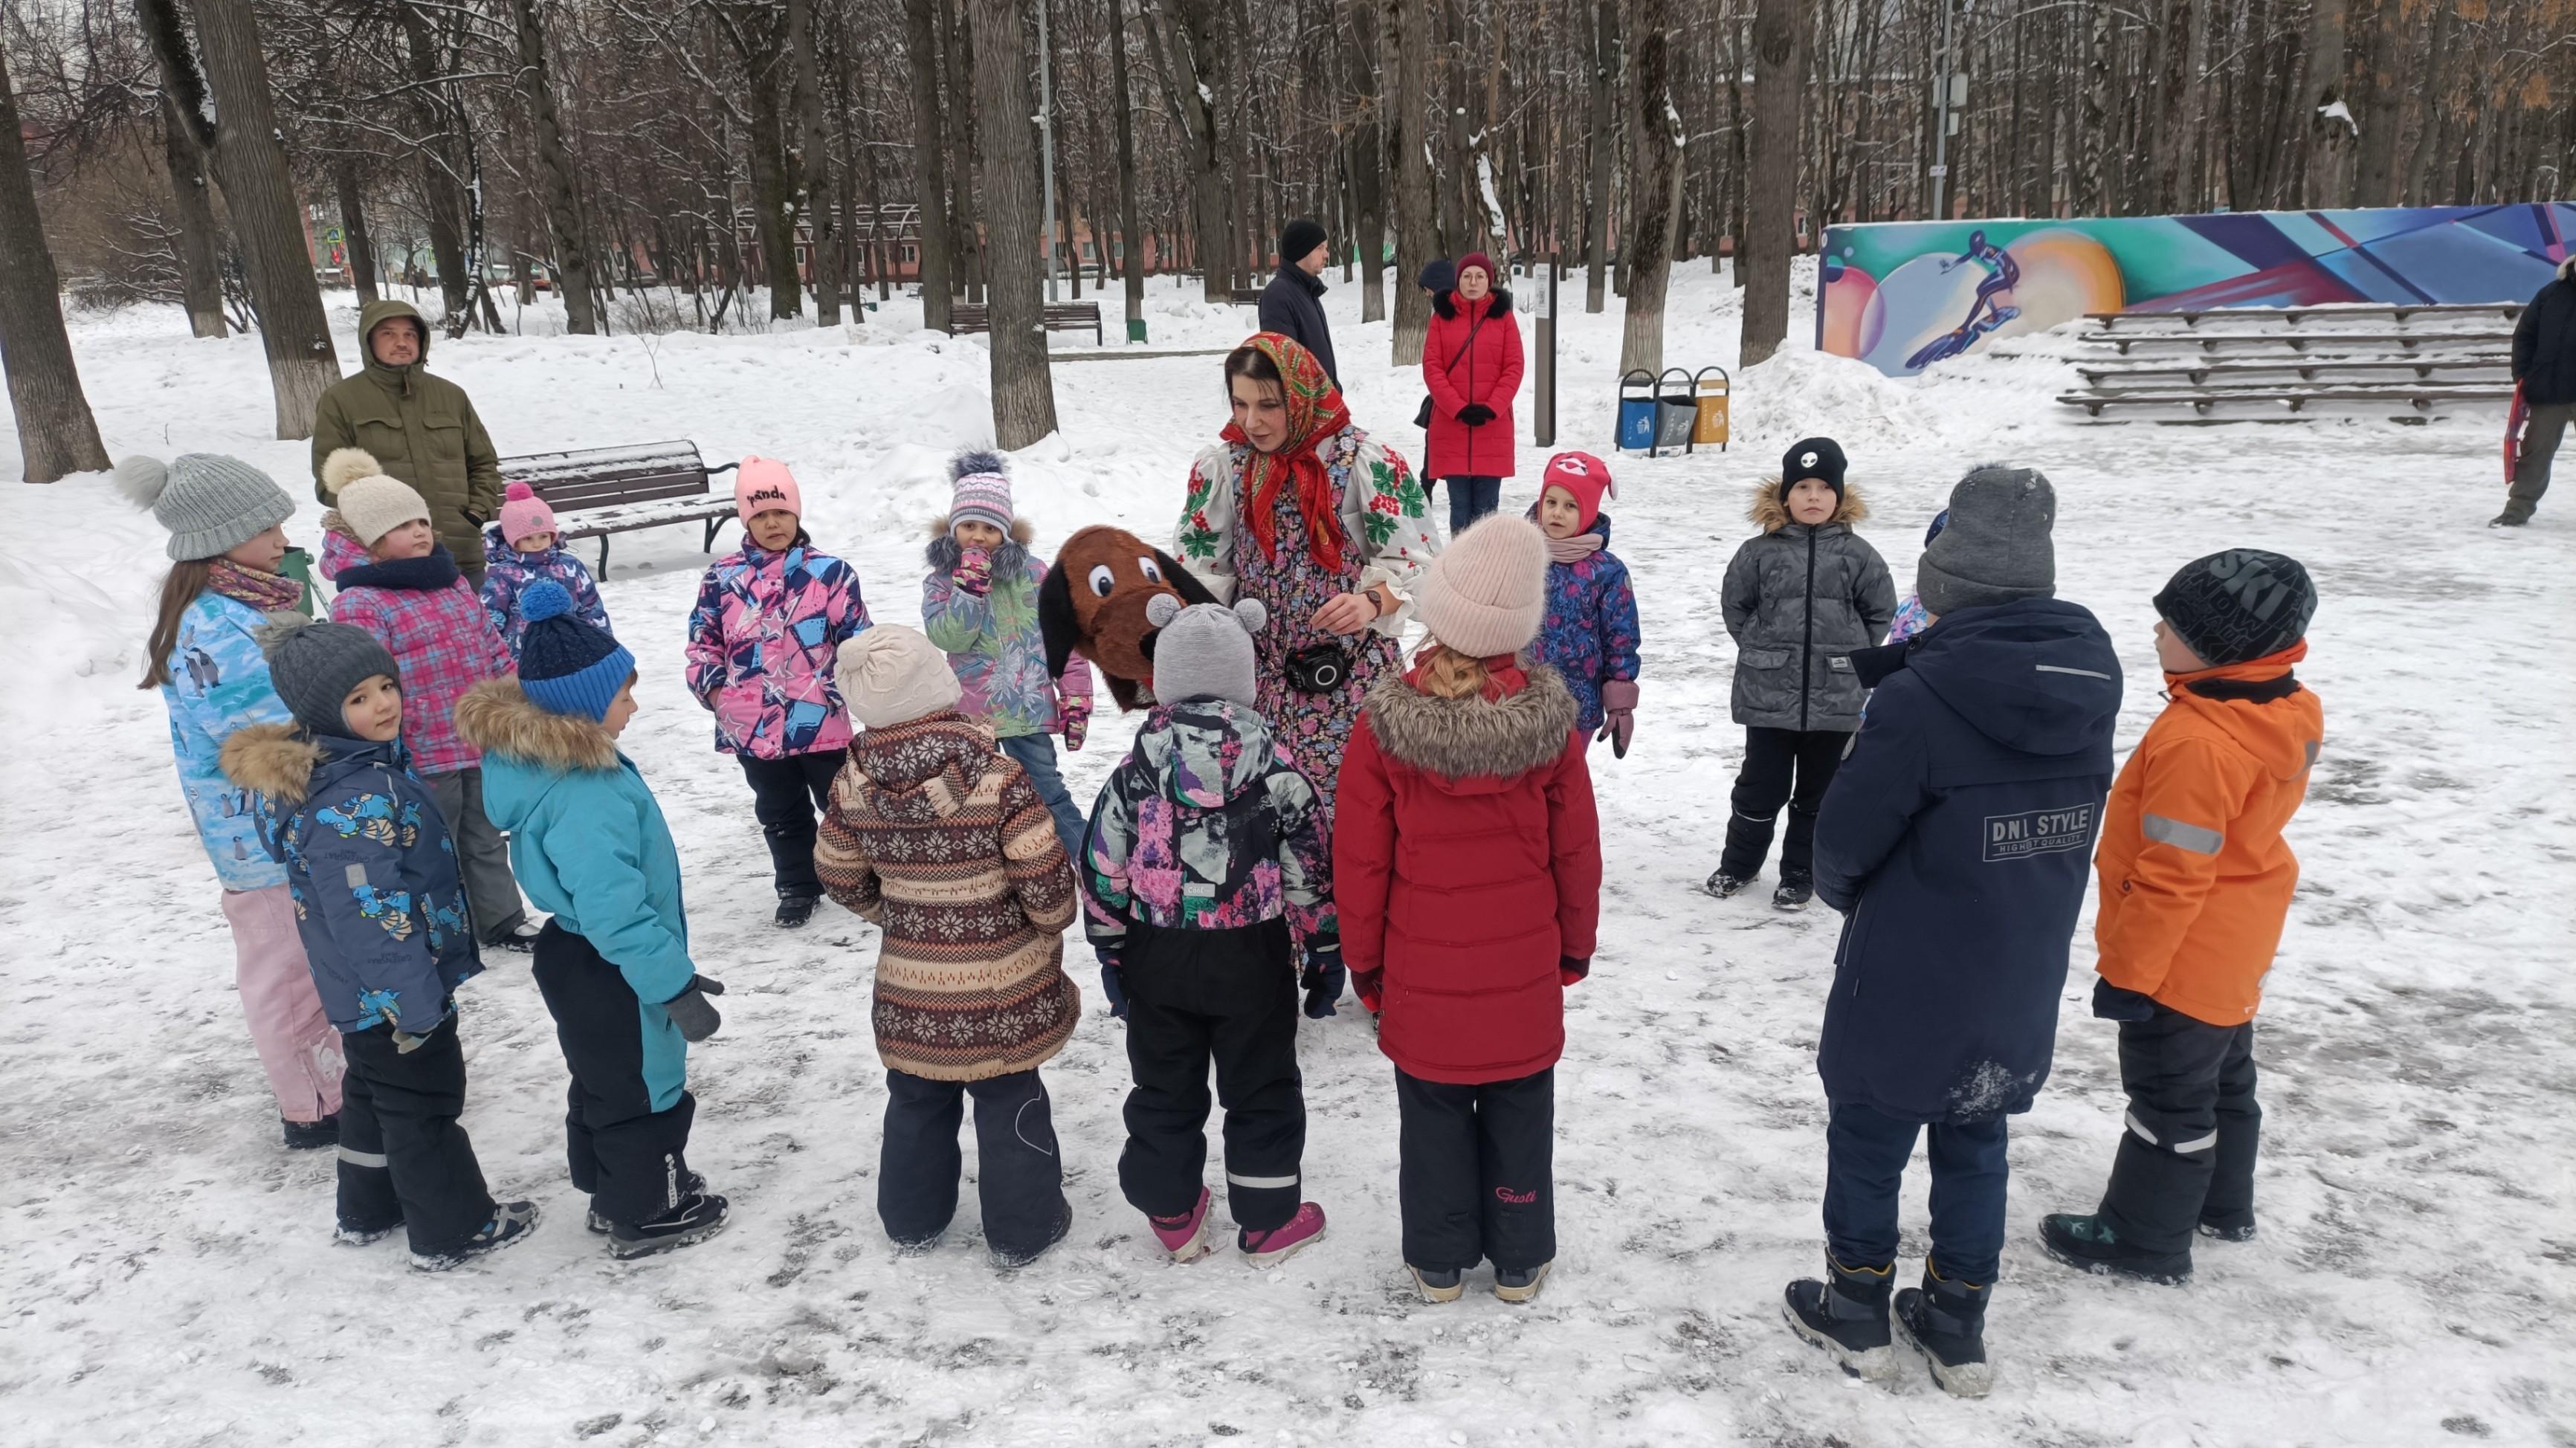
1412, 643, 1494, 701
140, 560, 216, 690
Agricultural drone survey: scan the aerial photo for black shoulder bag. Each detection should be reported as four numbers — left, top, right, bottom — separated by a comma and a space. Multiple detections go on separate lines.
1413, 308, 1488, 430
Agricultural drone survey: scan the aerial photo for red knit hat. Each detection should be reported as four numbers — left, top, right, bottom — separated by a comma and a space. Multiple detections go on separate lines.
1539, 451, 1614, 531
1456, 252, 1496, 285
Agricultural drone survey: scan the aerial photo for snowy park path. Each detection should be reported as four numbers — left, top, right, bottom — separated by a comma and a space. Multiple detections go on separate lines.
3, 271, 2572, 1446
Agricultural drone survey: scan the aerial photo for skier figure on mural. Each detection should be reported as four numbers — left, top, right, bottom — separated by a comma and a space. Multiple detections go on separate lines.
1906, 230, 2023, 371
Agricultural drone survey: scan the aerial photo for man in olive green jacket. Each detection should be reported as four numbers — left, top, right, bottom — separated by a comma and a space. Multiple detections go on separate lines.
311, 299, 504, 578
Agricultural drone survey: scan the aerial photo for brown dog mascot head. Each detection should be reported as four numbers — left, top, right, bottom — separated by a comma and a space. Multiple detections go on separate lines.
1041, 526, 1221, 711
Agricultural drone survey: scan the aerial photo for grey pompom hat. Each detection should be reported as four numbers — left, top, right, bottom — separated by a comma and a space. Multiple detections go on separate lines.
1915, 464, 2057, 618
1143, 594, 1267, 708
116, 453, 295, 561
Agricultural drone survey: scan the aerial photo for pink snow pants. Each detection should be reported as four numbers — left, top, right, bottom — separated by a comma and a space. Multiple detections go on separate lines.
221, 885, 344, 1123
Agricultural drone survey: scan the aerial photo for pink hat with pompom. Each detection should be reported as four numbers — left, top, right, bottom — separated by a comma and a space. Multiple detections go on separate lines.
735, 456, 803, 527
498, 482, 558, 551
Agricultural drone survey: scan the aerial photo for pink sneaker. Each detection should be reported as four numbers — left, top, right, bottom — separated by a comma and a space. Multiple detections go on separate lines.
1239, 1202, 1326, 1267
1149, 1187, 1215, 1262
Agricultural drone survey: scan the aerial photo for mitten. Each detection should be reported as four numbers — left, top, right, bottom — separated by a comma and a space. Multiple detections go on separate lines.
665, 974, 726, 1042
1352, 966, 1385, 1016
1560, 956, 1591, 986
1595, 679, 1639, 760
1097, 952, 1129, 1020
2091, 977, 2157, 1023
1059, 693, 1091, 752
952, 547, 993, 597
1457, 404, 1496, 427
1301, 946, 1347, 1019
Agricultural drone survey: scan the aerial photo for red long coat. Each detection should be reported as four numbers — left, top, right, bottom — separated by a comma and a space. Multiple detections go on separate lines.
1421, 291, 1526, 481
1334, 667, 1601, 1085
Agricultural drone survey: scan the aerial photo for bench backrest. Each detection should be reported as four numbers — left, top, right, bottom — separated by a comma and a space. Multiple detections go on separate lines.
500, 442, 711, 511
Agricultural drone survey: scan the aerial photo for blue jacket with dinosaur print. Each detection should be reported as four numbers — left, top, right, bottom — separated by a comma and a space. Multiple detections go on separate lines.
222, 724, 484, 1035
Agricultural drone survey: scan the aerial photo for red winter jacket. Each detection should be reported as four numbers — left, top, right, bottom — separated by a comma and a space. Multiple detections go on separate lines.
1334, 663, 1601, 1085
1421, 290, 1525, 481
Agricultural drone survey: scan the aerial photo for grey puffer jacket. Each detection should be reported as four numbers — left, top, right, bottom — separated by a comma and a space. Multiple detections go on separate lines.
1721, 480, 1897, 732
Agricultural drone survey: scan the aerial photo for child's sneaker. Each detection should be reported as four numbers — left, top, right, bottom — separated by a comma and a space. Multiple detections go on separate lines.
281, 1114, 339, 1151
333, 1221, 396, 1247
410, 1200, 541, 1272
1772, 875, 1815, 911
1410, 1264, 1465, 1303
1704, 870, 1751, 899
2038, 1212, 2192, 1284
774, 895, 820, 929
1892, 1265, 1992, 1398
1494, 1261, 1553, 1304
1239, 1202, 1325, 1267
1781, 1254, 1896, 1380
1147, 1186, 1216, 1263
591, 1171, 706, 1235
610, 1190, 731, 1259
991, 1199, 1074, 1269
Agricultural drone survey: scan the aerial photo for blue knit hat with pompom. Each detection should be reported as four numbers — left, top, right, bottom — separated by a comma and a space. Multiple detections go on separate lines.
516, 580, 633, 720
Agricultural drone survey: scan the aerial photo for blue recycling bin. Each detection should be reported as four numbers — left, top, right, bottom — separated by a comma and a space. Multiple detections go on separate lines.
1616, 370, 1659, 451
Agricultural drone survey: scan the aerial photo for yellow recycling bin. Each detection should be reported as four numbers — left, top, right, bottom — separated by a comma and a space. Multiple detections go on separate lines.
1693, 366, 1731, 451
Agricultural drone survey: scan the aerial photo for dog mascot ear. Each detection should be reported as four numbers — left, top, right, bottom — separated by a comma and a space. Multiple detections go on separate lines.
1042, 526, 1223, 712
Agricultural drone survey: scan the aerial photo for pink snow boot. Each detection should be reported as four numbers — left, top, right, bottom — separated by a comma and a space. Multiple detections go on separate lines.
1239, 1202, 1327, 1267
1149, 1186, 1216, 1262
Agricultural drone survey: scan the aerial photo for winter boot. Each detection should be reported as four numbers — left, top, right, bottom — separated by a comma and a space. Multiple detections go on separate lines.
2038, 1213, 2192, 1284
990, 1199, 1074, 1270
333, 1221, 396, 1247
774, 895, 820, 929
1893, 1264, 1992, 1398
2490, 511, 2528, 528
1782, 1254, 1897, 1381
487, 919, 543, 953
1705, 870, 1752, 899
410, 1200, 541, 1272
281, 1114, 339, 1151
2198, 1215, 2258, 1244
610, 1189, 732, 1259
1148, 1187, 1216, 1264
592, 1171, 705, 1235
1410, 1264, 1465, 1304
1494, 1261, 1554, 1305
1772, 874, 1815, 911
1240, 1202, 1326, 1267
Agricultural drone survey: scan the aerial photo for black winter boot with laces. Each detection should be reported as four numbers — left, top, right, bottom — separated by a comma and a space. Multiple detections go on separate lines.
1782, 1253, 1895, 1381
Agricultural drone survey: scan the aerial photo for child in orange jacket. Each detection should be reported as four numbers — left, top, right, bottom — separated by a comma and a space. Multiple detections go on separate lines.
2041, 550, 2322, 1285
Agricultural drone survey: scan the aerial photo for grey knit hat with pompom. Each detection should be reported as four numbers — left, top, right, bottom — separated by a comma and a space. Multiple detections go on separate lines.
116, 453, 294, 561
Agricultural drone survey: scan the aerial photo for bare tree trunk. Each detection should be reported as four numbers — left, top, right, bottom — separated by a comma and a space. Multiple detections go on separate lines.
394, 1, 471, 320
1738, 0, 1801, 368
2300, 0, 2351, 206
2350, 0, 2402, 207
966, 0, 1059, 447
1618, 0, 1680, 374
1109, 0, 1147, 335
1585, 0, 1616, 313
165, 94, 231, 335
0, 48, 110, 483
332, 160, 379, 309
902, 0, 957, 327
1147, 0, 1234, 304
739, 14, 804, 322
1338, 0, 1387, 323
190, 0, 340, 439
507, 0, 599, 332
790, 0, 842, 325
1391, 0, 1433, 364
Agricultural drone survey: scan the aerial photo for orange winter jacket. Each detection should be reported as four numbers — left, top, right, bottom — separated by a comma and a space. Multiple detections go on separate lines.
2094, 642, 2324, 1026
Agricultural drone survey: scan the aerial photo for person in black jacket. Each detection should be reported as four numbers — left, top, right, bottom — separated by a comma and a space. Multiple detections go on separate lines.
2500, 256, 2576, 526
1781, 465, 2122, 1400
1257, 219, 1337, 389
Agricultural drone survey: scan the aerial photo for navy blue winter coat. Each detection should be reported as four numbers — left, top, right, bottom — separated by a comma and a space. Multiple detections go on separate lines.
1811, 598, 2122, 1124
222, 724, 483, 1035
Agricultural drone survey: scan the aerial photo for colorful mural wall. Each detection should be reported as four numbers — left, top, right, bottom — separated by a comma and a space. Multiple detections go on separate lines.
1816, 204, 2576, 377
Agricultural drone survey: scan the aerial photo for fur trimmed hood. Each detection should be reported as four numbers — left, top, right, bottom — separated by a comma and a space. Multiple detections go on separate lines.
1361, 665, 1577, 784
924, 513, 1036, 573
1749, 476, 1870, 534
219, 722, 326, 805
1431, 289, 1514, 322
453, 678, 620, 772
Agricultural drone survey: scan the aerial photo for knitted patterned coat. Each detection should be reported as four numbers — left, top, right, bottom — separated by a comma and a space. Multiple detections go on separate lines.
813, 711, 1082, 1082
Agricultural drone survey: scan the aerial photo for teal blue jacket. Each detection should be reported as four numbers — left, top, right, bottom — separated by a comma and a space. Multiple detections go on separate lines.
456, 679, 697, 1110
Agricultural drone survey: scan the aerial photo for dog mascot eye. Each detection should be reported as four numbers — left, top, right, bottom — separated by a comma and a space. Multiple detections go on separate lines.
1088, 564, 1116, 597
1136, 556, 1163, 584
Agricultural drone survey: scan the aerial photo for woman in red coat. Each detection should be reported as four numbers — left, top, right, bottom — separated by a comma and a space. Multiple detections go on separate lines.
1421, 252, 1526, 537
1334, 514, 1601, 1306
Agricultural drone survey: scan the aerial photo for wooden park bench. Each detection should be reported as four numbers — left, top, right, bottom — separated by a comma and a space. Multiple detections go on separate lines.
2082, 301, 2523, 330
2057, 384, 2514, 417
946, 301, 1105, 346
500, 441, 740, 572
1230, 288, 1265, 306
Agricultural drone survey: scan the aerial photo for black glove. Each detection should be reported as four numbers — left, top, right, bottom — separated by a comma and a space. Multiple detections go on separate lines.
665, 974, 726, 1042
1301, 947, 1347, 1019
2091, 977, 2157, 1023
1456, 403, 1496, 427
1097, 953, 1129, 1020
1559, 955, 1590, 986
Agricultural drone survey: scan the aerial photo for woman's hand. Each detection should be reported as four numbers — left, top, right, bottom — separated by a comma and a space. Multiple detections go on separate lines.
1310, 589, 1383, 636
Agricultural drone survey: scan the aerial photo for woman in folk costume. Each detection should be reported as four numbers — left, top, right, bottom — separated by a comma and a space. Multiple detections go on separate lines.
1175, 332, 1442, 818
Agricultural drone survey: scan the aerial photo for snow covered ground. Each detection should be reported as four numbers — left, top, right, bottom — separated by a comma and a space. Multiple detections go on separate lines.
4, 265, 2573, 1448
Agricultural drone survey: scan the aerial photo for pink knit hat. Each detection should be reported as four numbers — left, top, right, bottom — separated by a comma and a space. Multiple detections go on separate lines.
498, 482, 558, 549
1539, 451, 1615, 532
1415, 514, 1549, 658
735, 456, 803, 527
946, 450, 1014, 537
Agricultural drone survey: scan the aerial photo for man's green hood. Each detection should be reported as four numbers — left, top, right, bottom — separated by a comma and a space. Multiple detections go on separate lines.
358, 298, 430, 392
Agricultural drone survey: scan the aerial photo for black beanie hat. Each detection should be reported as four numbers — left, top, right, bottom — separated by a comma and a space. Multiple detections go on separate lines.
1279, 219, 1327, 268
2154, 549, 2317, 668
1418, 257, 1456, 293
1782, 437, 1849, 499
257, 616, 401, 739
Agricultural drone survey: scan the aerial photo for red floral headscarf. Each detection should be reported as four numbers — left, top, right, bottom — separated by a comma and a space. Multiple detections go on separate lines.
1221, 332, 1355, 574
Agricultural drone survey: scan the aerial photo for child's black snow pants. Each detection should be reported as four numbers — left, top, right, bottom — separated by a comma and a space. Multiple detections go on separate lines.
532, 922, 700, 1231
878, 1067, 1066, 1256
1117, 917, 1306, 1234
2096, 1001, 2261, 1253
1395, 1065, 1556, 1273
336, 1014, 496, 1254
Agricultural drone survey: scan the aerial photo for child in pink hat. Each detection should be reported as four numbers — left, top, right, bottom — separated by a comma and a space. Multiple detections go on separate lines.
1523, 452, 1642, 758
479, 481, 611, 659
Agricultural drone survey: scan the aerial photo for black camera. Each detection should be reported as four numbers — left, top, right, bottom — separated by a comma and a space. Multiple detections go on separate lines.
1283, 643, 1348, 694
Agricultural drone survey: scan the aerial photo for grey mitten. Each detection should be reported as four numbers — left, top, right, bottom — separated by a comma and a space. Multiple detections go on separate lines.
665, 974, 726, 1042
